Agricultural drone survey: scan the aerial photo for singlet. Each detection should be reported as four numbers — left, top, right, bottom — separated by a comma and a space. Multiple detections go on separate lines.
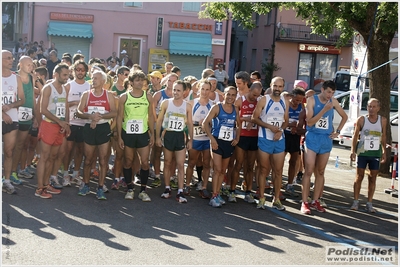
306, 95, 334, 135
356, 115, 383, 157
122, 91, 149, 134
212, 103, 237, 142
156, 89, 171, 116
44, 83, 67, 123
192, 98, 212, 141
19, 75, 34, 125
84, 89, 111, 124
162, 99, 187, 132
2, 73, 19, 122
258, 94, 286, 141
69, 80, 90, 126
209, 91, 220, 105
240, 95, 258, 137
285, 102, 303, 133
111, 83, 126, 96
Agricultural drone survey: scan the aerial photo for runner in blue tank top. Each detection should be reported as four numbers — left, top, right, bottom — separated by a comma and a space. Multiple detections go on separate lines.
301, 80, 347, 215
202, 86, 241, 208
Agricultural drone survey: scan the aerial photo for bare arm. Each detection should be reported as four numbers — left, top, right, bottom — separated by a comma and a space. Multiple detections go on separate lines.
186, 102, 193, 150
117, 93, 127, 149
350, 116, 363, 161
147, 93, 155, 147
155, 99, 168, 147
202, 104, 219, 150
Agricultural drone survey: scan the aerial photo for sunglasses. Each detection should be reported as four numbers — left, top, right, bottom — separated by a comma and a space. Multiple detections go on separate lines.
120, 72, 129, 76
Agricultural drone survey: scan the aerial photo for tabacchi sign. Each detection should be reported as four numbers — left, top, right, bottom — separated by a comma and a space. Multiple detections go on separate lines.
50, 12, 94, 23
168, 22, 212, 31
298, 44, 341, 55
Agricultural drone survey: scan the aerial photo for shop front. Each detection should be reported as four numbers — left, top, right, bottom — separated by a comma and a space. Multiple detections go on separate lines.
297, 43, 341, 91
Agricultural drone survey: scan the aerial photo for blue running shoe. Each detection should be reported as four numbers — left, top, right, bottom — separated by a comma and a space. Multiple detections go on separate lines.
96, 188, 107, 200
10, 172, 22, 185
78, 184, 90, 196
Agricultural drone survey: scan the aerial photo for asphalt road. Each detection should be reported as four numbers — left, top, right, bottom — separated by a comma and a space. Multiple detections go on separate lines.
2, 142, 398, 266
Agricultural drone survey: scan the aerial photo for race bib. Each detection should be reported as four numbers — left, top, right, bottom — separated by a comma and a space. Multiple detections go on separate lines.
2, 91, 15, 105
242, 115, 257, 130
126, 119, 144, 134
69, 108, 78, 121
267, 117, 283, 128
218, 126, 234, 141
18, 107, 33, 121
364, 136, 380, 151
167, 115, 184, 131
194, 125, 206, 138
88, 106, 105, 114
316, 117, 329, 130
286, 118, 298, 131
55, 102, 66, 119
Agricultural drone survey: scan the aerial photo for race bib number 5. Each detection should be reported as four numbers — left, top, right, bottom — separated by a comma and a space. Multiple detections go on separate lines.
364, 136, 380, 151
126, 119, 144, 134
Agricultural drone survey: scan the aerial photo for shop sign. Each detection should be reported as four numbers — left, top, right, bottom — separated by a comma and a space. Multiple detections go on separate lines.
50, 12, 94, 23
148, 48, 169, 73
212, 39, 225, 45
168, 22, 212, 31
215, 21, 223, 35
298, 43, 341, 55
156, 17, 164, 46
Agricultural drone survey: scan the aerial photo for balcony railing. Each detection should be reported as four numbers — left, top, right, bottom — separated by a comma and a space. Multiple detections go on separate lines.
276, 23, 351, 45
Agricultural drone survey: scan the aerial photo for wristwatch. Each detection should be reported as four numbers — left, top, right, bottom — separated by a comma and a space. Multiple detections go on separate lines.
336, 129, 341, 134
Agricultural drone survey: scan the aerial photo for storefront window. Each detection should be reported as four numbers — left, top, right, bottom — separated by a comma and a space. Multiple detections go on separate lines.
297, 53, 338, 91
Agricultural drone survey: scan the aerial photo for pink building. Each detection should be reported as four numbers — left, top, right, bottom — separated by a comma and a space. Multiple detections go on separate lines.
23, 2, 231, 78
230, 8, 353, 91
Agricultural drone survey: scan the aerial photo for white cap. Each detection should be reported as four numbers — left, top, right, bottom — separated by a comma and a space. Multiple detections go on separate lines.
121, 50, 127, 54
77, 50, 82, 53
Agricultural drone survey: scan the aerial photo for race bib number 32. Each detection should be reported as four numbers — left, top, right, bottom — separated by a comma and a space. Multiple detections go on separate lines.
316, 117, 329, 130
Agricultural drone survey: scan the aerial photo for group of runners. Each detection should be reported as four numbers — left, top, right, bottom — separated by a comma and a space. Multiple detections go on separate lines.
2, 49, 387, 214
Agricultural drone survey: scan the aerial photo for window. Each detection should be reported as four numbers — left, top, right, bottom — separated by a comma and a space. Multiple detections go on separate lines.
183, 2, 201, 12
265, 11, 272, 25
255, 14, 259, 27
251, 49, 257, 71
262, 49, 269, 64
124, 2, 142, 8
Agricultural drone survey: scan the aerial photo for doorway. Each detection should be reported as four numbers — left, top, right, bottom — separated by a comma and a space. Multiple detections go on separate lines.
119, 38, 141, 65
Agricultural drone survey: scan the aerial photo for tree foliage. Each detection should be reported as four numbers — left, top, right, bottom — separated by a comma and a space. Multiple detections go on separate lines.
200, 2, 398, 174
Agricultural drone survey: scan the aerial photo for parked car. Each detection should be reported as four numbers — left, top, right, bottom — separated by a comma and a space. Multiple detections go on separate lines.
333, 90, 398, 132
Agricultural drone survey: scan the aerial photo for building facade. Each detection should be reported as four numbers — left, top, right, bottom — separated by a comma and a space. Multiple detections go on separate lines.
230, 8, 353, 91
21, 2, 231, 79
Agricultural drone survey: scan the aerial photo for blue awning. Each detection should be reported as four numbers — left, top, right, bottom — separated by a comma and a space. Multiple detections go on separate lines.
47, 21, 93, 39
169, 31, 212, 56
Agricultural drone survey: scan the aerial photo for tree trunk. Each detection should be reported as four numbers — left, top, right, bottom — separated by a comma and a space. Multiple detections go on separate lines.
364, 35, 394, 176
